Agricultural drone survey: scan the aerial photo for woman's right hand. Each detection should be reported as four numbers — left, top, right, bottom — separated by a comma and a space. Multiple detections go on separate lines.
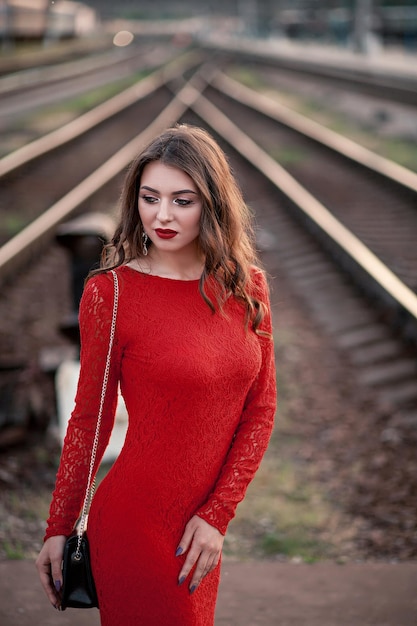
35, 535, 67, 609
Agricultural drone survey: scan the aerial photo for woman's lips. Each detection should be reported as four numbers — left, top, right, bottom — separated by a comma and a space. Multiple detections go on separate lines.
155, 229, 178, 239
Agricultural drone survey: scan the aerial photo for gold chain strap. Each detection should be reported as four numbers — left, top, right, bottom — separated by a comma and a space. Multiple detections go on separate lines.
76, 269, 119, 557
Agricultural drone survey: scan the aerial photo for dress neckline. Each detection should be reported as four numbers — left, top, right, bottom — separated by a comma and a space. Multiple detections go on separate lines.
121, 264, 201, 283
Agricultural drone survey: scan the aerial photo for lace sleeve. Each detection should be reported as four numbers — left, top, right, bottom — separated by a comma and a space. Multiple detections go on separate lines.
44, 273, 121, 540
195, 271, 277, 535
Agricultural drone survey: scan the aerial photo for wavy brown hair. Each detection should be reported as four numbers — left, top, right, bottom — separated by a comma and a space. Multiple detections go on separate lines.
90, 124, 268, 332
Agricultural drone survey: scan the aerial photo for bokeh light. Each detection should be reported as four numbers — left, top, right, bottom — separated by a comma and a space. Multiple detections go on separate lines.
113, 30, 134, 47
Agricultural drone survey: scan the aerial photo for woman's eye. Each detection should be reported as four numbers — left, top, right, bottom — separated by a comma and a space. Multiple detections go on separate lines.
141, 195, 158, 203
174, 198, 192, 206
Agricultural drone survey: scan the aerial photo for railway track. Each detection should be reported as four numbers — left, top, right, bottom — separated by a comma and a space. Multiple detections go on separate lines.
1, 56, 416, 554
207, 73, 417, 296
201, 39, 417, 107
177, 69, 417, 406
0, 51, 202, 270
1, 54, 416, 413
0, 42, 174, 127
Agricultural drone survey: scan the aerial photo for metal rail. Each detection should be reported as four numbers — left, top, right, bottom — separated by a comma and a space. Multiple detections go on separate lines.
175, 71, 417, 334
3, 58, 417, 343
0, 68, 208, 285
212, 72, 417, 195
0, 51, 201, 178
0, 46, 142, 96
200, 39, 417, 105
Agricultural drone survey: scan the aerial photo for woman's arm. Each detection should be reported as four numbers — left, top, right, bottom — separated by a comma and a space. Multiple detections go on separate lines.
44, 274, 121, 540
177, 271, 277, 591
43, 273, 121, 539
195, 271, 277, 534
37, 274, 121, 606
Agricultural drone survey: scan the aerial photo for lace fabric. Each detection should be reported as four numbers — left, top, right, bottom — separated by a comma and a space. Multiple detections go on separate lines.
45, 275, 121, 539
44, 265, 277, 625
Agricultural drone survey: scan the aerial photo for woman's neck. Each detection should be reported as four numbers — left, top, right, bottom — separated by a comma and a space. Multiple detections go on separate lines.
131, 249, 205, 281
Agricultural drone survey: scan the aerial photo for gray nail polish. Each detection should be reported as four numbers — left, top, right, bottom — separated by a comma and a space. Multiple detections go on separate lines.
54, 580, 61, 592
175, 546, 183, 557
178, 576, 186, 586
190, 584, 197, 594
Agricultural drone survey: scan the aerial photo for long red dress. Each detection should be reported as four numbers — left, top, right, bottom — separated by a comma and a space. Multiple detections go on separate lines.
45, 265, 277, 625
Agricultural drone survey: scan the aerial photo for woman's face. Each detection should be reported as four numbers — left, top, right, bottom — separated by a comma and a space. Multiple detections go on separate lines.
138, 161, 202, 256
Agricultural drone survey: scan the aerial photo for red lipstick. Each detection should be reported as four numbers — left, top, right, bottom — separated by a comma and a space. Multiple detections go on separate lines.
155, 229, 177, 239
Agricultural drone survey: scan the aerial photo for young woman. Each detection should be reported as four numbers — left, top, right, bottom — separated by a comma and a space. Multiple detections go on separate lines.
36, 124, 277, 625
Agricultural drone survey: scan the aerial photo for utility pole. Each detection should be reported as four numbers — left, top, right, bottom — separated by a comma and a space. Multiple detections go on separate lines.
352, 0, 373, 53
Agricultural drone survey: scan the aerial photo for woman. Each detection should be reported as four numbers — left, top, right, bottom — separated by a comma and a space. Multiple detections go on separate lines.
36, 124, 277, 625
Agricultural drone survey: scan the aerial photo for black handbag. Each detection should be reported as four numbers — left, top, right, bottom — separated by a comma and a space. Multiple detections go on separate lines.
60, 270, 119, 610
61, 532, 98, 609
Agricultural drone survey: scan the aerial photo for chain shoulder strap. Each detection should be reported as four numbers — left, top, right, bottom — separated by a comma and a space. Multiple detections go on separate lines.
76, 269, 119, 556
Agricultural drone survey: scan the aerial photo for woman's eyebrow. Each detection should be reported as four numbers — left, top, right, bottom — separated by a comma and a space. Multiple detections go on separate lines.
173, 189, 198, 195
140, 185, 198, 195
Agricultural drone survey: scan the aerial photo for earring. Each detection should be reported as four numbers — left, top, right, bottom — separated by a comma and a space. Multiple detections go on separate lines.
142, 232, 148, 256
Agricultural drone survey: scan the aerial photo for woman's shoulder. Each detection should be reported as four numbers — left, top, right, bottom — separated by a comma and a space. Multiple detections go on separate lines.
82, 270, 116, 304
83, 265, 149, 303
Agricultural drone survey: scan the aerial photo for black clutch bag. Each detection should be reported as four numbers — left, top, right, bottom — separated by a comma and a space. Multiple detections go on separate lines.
60, 270, 119, 611
61, 532, 98, 610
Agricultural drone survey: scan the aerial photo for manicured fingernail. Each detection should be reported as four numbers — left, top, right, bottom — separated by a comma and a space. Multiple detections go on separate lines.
51, 602, 57, 610
54, 580, 61, 592
175, 546, 183, 557
178, 576, 186, 586
190, 584, 197, 594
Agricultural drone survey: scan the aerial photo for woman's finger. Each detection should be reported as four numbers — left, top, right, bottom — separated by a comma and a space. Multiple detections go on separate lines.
177, 516, 224, 587
188, 552, 214, 592
35, 555, 59, 607
177, 543, 201, 585
175, 520, 195, 559
35, 536, 66, 609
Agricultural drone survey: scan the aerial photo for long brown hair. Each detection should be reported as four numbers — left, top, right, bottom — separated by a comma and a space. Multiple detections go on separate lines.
91, 124, 268, 332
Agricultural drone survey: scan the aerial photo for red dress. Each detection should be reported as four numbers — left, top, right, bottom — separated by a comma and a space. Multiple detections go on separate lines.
45, 265, 276, 625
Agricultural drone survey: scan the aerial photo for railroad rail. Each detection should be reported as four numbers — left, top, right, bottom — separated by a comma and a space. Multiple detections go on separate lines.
0, 45, 144, 97
0, 60, 417, 354
0, 51, 201, 281
213, 73, 417, 196
175, 68, 417, 407
201, 71, 417, 334
0, 50, 201, 178
0, 42, 182, 127
200, 38, 417, 106
0, 37, 113, 76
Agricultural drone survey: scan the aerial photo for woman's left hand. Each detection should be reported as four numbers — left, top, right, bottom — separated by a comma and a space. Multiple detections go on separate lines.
176, 515, 224, 593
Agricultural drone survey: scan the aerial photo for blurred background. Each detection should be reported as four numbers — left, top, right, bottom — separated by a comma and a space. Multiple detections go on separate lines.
0, 0, 416, 53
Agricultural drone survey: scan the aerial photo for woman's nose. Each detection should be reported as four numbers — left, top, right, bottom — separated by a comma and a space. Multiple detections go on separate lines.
156, 200, 173, 222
